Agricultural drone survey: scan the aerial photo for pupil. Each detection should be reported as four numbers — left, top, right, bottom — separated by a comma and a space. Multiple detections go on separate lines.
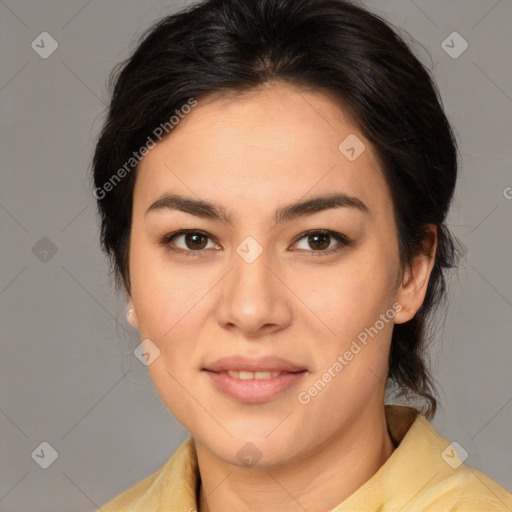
310, 234, 329, 250
186, 233, 207, 250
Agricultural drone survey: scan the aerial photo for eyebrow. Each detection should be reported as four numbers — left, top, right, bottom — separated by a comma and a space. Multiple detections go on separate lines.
145, 192, 369, 225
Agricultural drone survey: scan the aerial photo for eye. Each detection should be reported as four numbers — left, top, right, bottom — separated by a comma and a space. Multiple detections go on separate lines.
292, 230, 351, 256
159, 229, 351, 257
160, 229, 220, 257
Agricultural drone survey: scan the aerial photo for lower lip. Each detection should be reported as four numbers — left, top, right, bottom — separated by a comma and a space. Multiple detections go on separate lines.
203, 370, 307, 403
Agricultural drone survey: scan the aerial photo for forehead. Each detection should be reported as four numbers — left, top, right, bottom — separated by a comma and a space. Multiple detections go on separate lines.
134, 83, 390, 219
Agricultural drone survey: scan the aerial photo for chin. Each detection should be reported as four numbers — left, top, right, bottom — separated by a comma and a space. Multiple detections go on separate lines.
217, 442, 293, 470
198, 427, 303, 469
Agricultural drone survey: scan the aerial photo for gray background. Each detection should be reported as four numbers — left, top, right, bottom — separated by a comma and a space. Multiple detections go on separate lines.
1, 0, 511, 510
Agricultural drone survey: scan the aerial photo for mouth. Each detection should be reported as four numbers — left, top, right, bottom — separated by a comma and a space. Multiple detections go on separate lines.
201, 355, 308, 403
205, 369, 307, 380
202, 354, 307, 374
222, 370, 286, 380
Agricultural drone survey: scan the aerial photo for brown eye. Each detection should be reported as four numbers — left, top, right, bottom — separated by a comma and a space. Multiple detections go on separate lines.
292, 230, 351, 256
308, 233, 331, 251
183, 232, 208, 250
160, 229, 219, 256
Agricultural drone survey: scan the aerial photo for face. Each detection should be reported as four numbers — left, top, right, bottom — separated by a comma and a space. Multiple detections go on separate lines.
126, 82, 425, 468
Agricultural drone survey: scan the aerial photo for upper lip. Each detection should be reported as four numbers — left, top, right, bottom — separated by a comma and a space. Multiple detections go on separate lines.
202, 355, 306, 373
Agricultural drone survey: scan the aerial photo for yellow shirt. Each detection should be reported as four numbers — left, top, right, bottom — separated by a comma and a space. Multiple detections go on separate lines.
99, 405, 512, 511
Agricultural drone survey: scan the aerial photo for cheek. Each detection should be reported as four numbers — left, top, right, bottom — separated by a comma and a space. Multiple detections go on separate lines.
301, 249, 398, 342
130, 239, 211, 336
144, 355, 199, 435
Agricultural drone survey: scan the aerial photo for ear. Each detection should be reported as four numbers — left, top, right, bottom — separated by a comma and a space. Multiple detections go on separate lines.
394, 225, 438, 324
126, 294, 140, 329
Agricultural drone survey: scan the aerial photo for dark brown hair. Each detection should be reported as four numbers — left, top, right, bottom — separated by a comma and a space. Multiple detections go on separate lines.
90, 0, 463, 419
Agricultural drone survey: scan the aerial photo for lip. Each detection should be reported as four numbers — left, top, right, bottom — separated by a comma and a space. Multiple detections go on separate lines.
202, 355, 307, 403
202, 355, 306, 373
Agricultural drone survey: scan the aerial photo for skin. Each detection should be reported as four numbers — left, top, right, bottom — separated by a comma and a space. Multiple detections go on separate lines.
126, 82, 437, 511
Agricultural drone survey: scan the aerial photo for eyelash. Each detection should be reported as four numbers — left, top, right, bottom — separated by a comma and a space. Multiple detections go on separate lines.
158, 229, 351, 258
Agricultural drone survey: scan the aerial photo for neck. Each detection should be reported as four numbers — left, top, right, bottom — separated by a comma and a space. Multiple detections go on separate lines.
196, 402, 395, 512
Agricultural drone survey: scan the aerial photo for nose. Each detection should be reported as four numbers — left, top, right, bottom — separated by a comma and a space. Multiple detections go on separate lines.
215, 241, 292, 338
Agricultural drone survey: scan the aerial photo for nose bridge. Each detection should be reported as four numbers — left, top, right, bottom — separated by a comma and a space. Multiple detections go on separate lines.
230, 235, 274, 304
215, 233, 290, 333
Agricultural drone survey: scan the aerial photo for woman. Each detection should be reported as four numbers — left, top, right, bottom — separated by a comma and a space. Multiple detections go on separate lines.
91, 0, 512, 510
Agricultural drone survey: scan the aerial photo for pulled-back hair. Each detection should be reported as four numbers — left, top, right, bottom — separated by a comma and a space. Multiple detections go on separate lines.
90, 0, 463, 419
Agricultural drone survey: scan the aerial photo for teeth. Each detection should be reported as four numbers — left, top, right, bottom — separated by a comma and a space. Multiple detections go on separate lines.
227, 370, 281, 379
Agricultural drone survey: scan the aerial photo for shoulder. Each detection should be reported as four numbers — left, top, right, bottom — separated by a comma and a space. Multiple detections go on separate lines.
97, 436, 198, 512
409, 465, 512, 511
99, 459, 169, 512
391, 409, 512, 511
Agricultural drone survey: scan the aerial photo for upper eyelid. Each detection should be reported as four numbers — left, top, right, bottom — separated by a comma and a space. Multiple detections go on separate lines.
166, 230, 219, 249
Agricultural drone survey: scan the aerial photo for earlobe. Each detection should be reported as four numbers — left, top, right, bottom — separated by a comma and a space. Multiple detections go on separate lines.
126, 296, 139, 328
394, 225, 438, 325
